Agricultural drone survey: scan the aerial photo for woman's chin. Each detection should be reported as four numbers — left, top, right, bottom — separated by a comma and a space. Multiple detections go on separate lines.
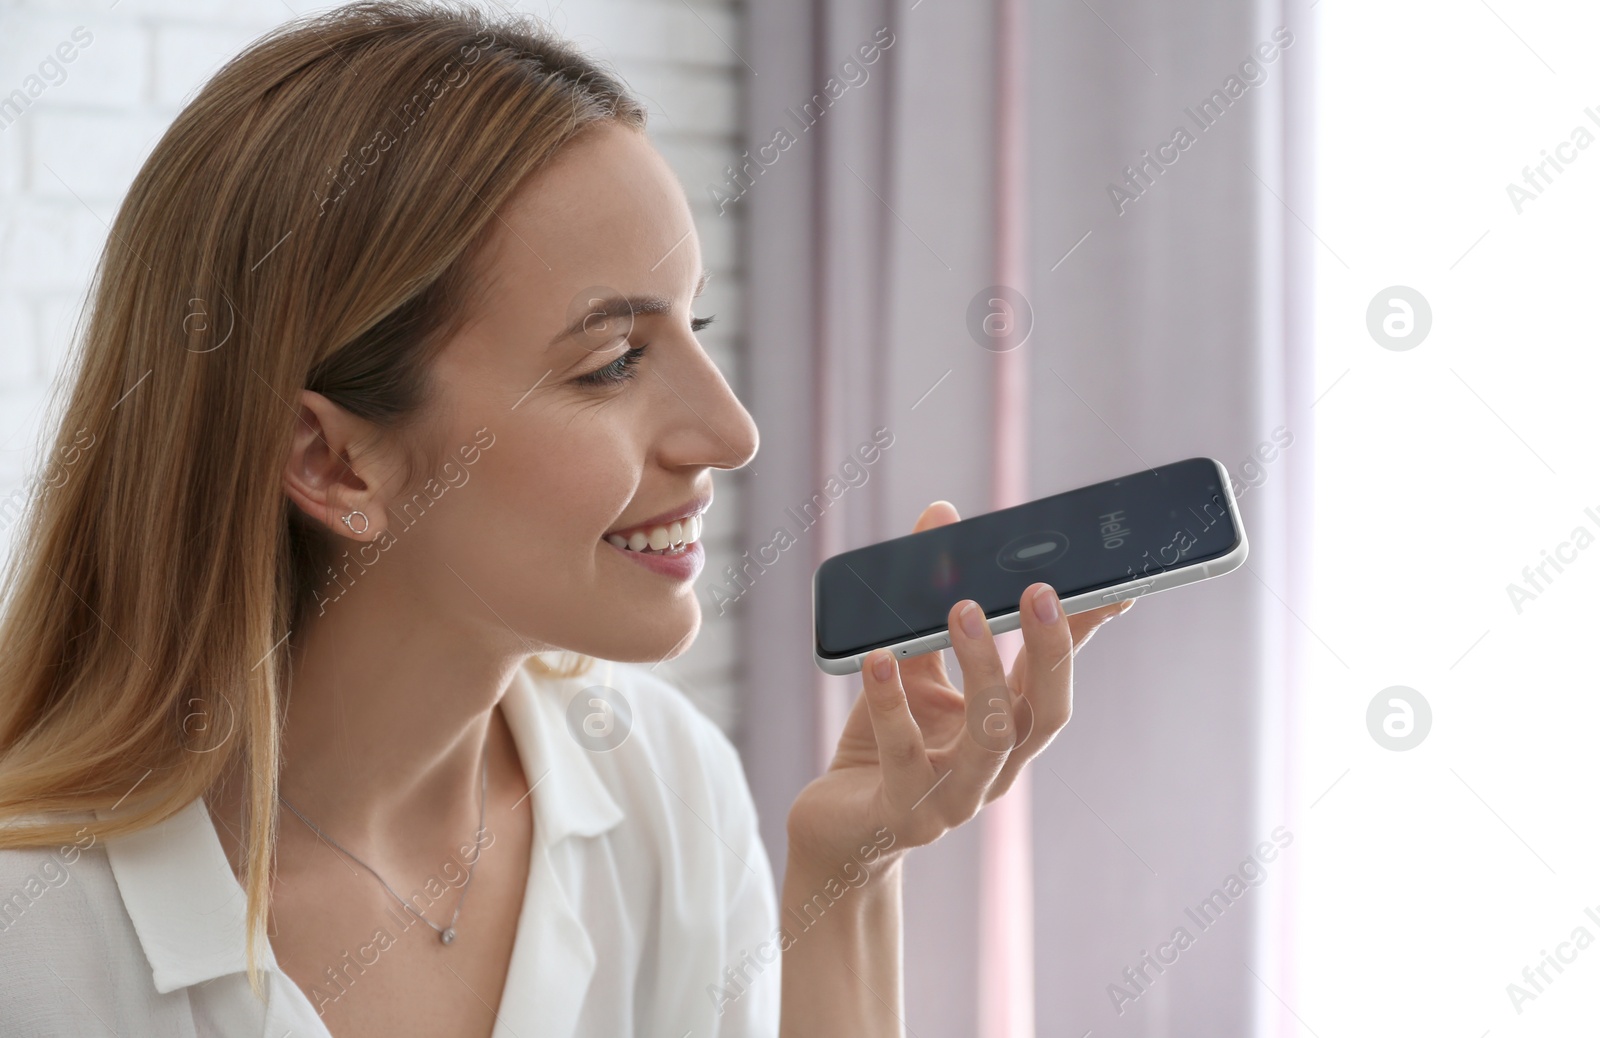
584, 610, 701, 666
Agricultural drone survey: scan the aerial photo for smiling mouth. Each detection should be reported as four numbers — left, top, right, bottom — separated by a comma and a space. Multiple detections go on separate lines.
603, 512, 705, 555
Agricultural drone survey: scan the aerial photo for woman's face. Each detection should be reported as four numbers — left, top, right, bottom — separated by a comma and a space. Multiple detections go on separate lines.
394, 121, 758, 664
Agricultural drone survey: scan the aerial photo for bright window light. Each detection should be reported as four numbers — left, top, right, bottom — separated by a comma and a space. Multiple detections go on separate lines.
1294, 2, 1600, 1035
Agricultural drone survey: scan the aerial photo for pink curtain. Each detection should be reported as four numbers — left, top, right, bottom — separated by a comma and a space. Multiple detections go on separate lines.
732, 1, 1315, 1033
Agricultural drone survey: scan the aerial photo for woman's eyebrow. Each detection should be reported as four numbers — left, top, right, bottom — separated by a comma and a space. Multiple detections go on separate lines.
545, 270, 711, 352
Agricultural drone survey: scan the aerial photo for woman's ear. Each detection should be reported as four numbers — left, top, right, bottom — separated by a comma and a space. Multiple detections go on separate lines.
280, 389, 397, 541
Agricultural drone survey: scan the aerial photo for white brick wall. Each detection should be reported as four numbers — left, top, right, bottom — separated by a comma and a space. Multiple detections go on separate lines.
0, 0, 749, 732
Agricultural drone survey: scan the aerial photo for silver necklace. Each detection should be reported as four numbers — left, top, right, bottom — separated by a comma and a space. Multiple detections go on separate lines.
277, 734, 490, 947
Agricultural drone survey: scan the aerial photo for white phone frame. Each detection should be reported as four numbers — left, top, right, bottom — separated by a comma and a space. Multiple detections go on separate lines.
812, 457, 1250, 675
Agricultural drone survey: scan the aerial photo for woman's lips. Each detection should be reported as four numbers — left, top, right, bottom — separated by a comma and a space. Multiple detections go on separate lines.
601, 536, 704, 581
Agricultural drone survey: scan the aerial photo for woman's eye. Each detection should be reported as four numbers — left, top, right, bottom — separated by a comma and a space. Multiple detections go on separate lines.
572, 316, 713, 389
575, 344, 648, 388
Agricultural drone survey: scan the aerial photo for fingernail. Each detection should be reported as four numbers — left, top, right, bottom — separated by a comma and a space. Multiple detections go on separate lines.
1032, 585, 1061, 624
872, 650, 892, 681
959, 601, 985, 639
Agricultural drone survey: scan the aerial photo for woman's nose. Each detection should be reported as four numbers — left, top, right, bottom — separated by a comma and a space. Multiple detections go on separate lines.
703, 375, 760, 472
666, 347, 759, 472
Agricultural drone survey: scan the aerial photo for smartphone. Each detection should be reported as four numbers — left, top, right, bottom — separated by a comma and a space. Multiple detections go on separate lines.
812, 456, 1248, 675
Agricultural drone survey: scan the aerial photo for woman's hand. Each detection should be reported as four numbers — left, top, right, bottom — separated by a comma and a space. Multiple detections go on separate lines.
785, 499, 1134, 878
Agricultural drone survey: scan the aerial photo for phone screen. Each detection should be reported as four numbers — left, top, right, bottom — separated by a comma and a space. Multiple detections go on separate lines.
814, 457, 1241, 660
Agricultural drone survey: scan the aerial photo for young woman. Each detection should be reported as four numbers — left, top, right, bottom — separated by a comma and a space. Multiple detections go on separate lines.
0, 3, 1131, 1035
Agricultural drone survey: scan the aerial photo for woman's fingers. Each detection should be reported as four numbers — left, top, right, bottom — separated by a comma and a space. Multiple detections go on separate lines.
943, 599, 1015, 814
1066, 599, 1134, 655
1017, 583, 1077, 731
984, 583, 1077, 799
860, 648, 937, 810
987, 590, 1135, 800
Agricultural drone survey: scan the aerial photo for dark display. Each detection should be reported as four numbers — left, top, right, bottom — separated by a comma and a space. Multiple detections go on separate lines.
814, 457, 1239, 659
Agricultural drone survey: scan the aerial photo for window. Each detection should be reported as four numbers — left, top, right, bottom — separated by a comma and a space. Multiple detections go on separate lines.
1293, 2, 1599, 1033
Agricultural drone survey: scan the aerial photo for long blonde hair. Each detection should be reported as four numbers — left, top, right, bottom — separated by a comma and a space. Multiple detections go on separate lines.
0, 0, 646, 996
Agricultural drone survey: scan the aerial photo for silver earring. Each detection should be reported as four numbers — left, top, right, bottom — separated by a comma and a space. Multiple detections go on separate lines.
340, 510, 370, 535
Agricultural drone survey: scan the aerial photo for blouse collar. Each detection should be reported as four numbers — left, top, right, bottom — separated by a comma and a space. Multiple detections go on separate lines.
97, 658, 627, 998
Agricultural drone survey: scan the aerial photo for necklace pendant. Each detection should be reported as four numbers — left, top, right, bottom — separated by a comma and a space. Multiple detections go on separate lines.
440, 927, 457, 945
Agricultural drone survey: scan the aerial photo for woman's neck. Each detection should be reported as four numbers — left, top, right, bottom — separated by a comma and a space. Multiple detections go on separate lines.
205, 576, 535, 885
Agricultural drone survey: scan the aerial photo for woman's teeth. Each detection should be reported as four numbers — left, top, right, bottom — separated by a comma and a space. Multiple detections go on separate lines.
605, 513, 704, 554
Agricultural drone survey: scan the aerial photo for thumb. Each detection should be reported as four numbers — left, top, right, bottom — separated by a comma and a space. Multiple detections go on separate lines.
914, 500, 960, 532
899, 500, 961, 685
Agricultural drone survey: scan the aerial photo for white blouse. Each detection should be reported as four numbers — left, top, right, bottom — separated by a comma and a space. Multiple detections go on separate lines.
0, 659, 782, 1036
